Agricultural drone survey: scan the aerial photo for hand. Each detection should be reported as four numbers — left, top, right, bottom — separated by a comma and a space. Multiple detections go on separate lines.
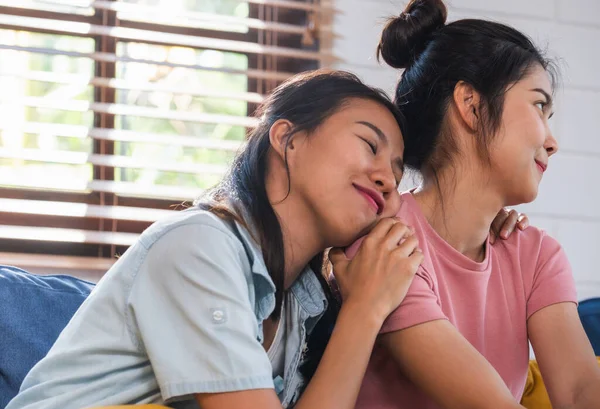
490, 208, 529, 244
329, 218, 423, 324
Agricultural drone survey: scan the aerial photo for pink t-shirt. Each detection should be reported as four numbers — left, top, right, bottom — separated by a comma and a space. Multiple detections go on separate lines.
346, 191, 577, 409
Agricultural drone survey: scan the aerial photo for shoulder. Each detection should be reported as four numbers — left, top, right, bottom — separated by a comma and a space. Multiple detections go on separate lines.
128, 208, 266, 274
127, 208, 259, 290
140, 207, 240, 248
493, 224, 559, 264
129, 208, 265, 300
493, 225, 571, 289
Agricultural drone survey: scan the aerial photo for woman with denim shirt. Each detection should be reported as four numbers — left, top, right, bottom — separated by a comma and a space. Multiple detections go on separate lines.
7, 70, 524, 409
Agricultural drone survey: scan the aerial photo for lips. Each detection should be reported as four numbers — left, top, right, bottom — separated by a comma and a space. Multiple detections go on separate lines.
535, 160, 547, 173
353, 184, 384, 215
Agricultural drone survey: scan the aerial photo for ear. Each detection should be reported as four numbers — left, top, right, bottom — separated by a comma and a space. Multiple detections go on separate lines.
453, 81, 481, 132
268, 119, 295, 161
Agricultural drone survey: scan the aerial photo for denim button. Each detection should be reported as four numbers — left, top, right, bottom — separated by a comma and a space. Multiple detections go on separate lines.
210, 308, 227, 324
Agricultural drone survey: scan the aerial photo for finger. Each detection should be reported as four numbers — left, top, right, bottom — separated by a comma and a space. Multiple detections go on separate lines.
499, 209, 519, 239
408, 248, 425, 269
394, 235, 420, 258
367, 217, 401, 241
490, 208, 508, 238
383, 221, 413, 250
490, 231, 496, 245
517, 214, 529, 230
328, 247, 349, 269
361, 218, 403, 250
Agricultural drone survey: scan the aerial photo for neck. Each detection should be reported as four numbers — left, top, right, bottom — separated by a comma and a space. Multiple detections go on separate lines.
272, 197, 325, 288
265, 168, 324, 289
414, 165, 503, 261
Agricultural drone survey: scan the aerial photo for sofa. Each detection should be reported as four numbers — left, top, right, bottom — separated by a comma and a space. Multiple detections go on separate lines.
2, 264, 600, 409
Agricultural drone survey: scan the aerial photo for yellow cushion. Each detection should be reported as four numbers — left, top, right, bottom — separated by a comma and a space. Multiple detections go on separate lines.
521, 360, 551, 409
521, 357, 600, 409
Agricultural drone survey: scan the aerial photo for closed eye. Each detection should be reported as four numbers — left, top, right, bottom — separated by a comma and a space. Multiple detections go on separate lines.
359, 136, 377, 154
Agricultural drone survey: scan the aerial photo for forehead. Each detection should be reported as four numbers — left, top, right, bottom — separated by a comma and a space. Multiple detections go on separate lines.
513, 64, 553, 93
330, 98, 404, 148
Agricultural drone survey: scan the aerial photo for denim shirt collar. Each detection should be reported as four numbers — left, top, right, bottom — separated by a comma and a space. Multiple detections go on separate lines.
230, 219, 276, 321
290, 265, 328, 317
230, 211, 328, 321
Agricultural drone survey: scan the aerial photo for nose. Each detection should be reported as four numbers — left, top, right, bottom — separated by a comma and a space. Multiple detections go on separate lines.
544, 130, 559, 158
371, 163, 397, 198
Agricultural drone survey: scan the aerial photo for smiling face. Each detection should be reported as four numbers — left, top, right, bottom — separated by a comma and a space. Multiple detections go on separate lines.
486, 64, 559, 205
286, 98, 405, 247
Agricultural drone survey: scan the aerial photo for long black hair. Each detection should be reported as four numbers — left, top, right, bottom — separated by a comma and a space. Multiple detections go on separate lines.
378, 0, 558, 176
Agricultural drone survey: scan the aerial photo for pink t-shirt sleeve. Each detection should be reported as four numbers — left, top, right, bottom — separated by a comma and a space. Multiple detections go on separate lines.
526, 233, 578, 319
380, 266, 447, 334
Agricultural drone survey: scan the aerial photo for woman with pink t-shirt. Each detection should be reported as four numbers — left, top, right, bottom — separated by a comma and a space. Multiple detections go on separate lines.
342, 0, 600, 408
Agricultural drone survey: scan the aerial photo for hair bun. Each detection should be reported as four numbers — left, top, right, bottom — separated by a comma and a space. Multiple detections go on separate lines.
377, 0, 448, 69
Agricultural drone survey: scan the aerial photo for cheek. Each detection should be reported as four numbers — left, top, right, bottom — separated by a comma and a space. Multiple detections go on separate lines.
488, 138, 525, 176
497, 116, 541, 155
291, 141, 338, 180
531, 118, 547, 146
508, 106, 546, 146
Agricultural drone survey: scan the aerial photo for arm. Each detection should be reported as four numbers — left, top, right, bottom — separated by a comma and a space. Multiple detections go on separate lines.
524, 233, 600, 409
380, 320, 525, 409
197, 302, 383, 409
528, 302, 600, 409
197, 218, 423, 409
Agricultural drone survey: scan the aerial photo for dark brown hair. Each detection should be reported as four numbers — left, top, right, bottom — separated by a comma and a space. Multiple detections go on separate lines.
199, 69, 404, 320
379, 0, 558, 176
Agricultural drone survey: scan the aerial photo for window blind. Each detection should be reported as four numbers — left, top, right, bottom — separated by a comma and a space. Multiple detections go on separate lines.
0, 0, 327, 274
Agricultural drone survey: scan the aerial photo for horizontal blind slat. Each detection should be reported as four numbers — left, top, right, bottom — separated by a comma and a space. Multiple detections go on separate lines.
3, 96, 259, 127
0, 122, 245, 151
0, 252, 115, 273
0, 69, 265, 103
0, 198, 174, 222
0, 44, 293, 81
0, 14, 329, 61
92, 1, 310, 35
0, 179, 202, 200
0, 225, 139, 246
0, 148, 230, 175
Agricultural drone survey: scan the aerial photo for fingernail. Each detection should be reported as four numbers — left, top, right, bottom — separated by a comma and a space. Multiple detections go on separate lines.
501, 229, 509, 239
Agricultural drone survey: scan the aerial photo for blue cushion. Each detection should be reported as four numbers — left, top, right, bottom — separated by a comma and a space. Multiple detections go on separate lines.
0, 265, 94, 408
578, 297, 600, 356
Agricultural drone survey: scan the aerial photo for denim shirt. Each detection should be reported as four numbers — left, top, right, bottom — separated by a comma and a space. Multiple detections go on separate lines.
7, 208, 328, 409
231, 212, 329, 407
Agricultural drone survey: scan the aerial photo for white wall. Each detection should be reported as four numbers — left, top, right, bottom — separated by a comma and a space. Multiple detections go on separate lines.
331, 0, 600, 300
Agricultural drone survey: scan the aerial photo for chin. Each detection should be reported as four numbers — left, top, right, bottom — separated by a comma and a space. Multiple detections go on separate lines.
511, 187, 538, 206
330, 218, 375, 248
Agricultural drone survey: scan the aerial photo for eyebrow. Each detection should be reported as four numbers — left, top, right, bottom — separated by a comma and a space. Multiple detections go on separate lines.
531, 88, 554, 107
355, 120, 405, 177
356, 121, 387, 142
